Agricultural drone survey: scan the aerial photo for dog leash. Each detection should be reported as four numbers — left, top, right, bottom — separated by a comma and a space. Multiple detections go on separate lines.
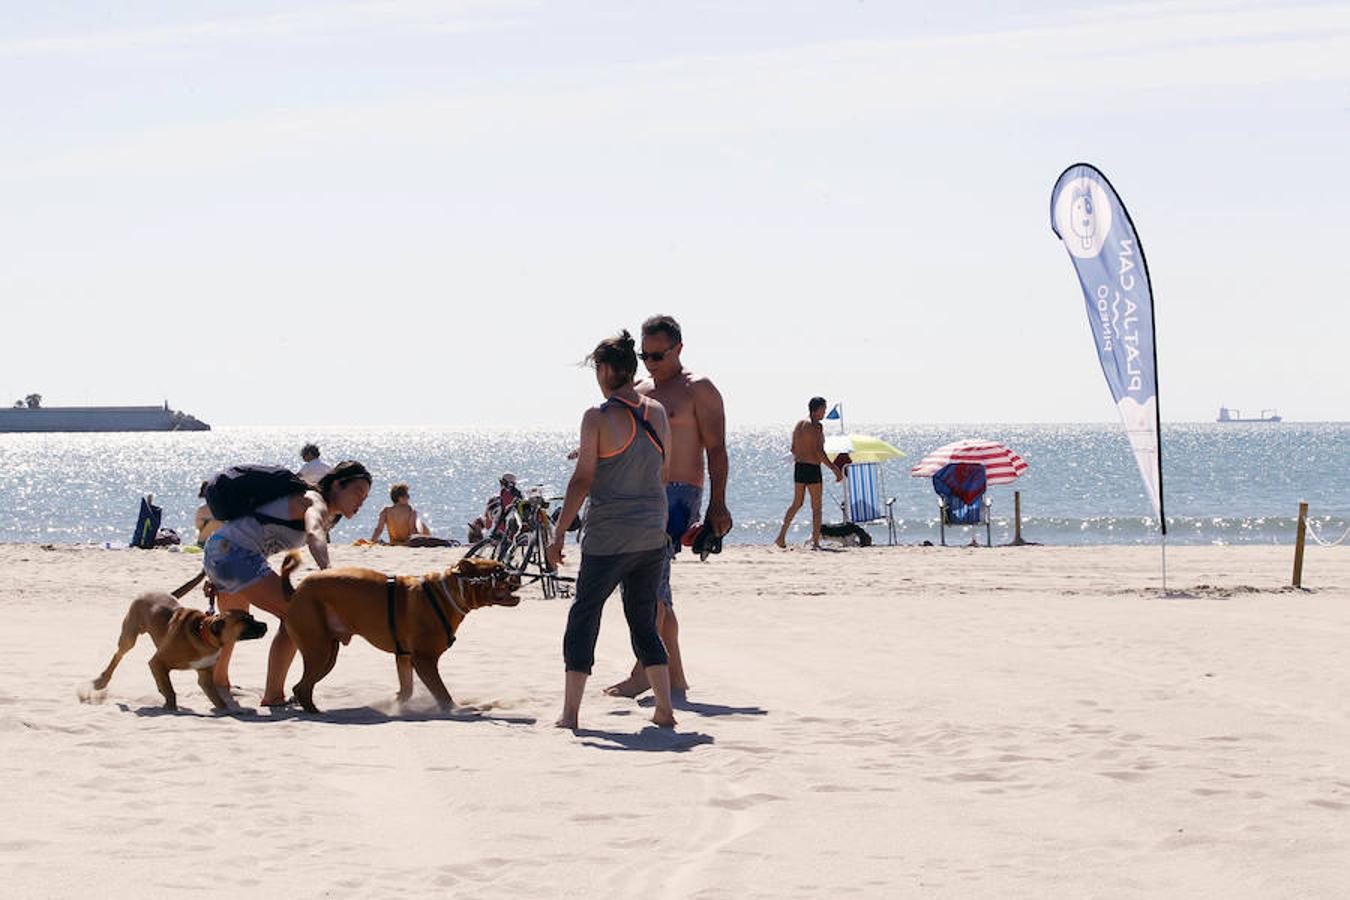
385, 577, 410, 657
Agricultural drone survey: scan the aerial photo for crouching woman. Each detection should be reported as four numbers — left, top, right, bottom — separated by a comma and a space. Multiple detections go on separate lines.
203, 461, 372, 706
547, 331, 676, 730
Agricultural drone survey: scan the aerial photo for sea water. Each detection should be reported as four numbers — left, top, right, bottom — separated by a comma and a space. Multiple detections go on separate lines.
0, 423, 1345, 547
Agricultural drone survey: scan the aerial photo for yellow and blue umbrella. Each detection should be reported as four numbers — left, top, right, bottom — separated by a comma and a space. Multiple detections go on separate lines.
824, 433, 905, 464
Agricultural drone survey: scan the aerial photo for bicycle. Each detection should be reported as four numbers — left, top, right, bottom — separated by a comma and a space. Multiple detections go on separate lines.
465, 487, 574, 599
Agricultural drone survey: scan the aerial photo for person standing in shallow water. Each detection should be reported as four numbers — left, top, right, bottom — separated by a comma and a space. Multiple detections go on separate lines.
775, 397, 844, 550
547, 330, 676, 730
604, 314, 732, 700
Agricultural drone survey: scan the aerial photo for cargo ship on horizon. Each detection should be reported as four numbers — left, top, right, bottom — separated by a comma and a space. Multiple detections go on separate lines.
1217, 405, 1282, 424
0, 394, 210, 433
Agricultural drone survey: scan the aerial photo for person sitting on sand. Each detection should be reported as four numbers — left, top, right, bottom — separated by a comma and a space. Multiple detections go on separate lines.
547, 330, 677, 730
369, 483, 457, 547
297, 443, 333, 486
775, 397, 843, 550
194, 481, 222, 548
203, 460, 372, 706
467, 473, 523, 543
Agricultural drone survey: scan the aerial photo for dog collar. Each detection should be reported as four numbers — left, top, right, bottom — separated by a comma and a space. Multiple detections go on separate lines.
427, 574, 470, 618
195, 617, 220, 648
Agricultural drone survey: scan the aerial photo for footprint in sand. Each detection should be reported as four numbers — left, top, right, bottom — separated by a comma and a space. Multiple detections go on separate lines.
1308, 799, 1349, 811
707, 792, 785, 810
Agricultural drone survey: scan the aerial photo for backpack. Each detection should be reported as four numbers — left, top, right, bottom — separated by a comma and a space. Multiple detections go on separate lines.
204, 465, 310, 522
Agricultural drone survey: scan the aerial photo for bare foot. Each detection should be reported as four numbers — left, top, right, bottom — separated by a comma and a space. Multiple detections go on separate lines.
260, 695, 292, 708
603, 676, 650, 698
774, 538, 786, 549
651, 711, 677, 728
555, 715, 578, 729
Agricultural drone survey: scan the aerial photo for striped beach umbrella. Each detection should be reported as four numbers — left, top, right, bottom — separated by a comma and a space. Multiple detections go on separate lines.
909, 439, 1028, 485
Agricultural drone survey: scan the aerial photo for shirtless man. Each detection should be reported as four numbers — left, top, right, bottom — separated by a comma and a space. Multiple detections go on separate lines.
775, 397, 844, 550
605, 314, 731, 699
369, 483, 455, 547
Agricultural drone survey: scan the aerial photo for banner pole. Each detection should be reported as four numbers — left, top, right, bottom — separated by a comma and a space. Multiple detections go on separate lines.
1130, 173, 1167, 583
1161, 534, 1168, 594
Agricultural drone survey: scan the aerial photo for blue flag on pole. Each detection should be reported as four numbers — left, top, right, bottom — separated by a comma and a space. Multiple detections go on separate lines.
1050, 163, 1165, 533
825, 404, 841, 421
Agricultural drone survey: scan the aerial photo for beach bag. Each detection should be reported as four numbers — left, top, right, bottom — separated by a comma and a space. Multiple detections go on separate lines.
130, 495, 163, 549
152, 527, 181, 547
204, 465, 310, 522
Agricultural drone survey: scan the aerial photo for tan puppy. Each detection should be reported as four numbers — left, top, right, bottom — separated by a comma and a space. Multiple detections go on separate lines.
89, 574, 268, 711
281, 553, 521, 713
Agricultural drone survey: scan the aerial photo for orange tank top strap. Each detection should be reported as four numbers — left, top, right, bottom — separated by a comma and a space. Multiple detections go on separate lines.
597, 396, 638, 459
599, 395, 664, 458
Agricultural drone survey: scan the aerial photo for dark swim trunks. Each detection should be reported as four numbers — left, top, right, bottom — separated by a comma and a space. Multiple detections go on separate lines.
794, 462, 823, 485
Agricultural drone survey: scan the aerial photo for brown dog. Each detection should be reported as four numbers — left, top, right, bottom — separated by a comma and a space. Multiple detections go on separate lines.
89, 572, 269, 711
281, 553, 521, 713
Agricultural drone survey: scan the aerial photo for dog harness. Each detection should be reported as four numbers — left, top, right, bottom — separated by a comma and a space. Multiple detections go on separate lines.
385, 577, 410, 656
385, 575, 463, 657
421, 576, 460, 646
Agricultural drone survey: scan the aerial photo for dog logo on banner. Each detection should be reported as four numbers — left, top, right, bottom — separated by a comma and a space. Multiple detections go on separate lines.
1054, 177, 1112, 259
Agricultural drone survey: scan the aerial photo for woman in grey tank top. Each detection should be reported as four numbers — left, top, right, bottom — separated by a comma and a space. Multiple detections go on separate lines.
547, 330, 677, 731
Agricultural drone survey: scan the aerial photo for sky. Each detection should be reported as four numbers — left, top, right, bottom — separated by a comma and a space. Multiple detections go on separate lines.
3, 0, 1347, 428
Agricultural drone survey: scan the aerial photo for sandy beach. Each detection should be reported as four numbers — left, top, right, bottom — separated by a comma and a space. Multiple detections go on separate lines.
1, 542, 1347, 898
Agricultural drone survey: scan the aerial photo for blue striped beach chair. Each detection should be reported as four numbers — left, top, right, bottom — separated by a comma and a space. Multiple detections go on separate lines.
843, 462, 897, 545
932, 462, 992, 547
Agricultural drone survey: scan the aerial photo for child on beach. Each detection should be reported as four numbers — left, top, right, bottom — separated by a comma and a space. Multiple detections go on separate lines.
547, 330, 676, 730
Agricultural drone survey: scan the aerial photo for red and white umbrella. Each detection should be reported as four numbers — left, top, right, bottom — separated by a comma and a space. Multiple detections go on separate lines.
909, 439, 1028, 485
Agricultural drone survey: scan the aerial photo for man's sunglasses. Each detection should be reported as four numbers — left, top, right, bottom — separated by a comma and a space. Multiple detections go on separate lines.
638, 350, 670, 362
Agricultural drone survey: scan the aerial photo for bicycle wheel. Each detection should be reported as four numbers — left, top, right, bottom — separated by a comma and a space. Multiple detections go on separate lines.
465, 535, 506, 561
531, 520, 559, 598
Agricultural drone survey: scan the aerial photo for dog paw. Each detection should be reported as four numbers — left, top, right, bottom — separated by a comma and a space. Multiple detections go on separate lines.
76, 682, 106, 704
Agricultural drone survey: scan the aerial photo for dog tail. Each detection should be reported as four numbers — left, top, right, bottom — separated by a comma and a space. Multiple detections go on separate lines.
170, 569, 207, 599
280, 551, 302, 601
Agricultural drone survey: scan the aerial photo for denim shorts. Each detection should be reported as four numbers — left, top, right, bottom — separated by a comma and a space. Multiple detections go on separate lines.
202, 534, 274, 594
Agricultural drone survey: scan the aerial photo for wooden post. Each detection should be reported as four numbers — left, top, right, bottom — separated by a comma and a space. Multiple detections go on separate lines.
1012, 490, 1026, 545
1292, 501, 1309, 588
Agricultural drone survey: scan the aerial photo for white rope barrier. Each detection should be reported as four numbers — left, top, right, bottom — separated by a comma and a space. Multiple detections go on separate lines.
1304, 520, 1350, 547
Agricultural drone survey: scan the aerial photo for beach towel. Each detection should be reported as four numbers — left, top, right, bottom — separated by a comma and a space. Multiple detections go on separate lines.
933, 463, 987, 525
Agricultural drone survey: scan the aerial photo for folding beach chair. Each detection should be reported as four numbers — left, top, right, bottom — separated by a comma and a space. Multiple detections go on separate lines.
843, 462, 897, 546
932, 463, 992, 547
